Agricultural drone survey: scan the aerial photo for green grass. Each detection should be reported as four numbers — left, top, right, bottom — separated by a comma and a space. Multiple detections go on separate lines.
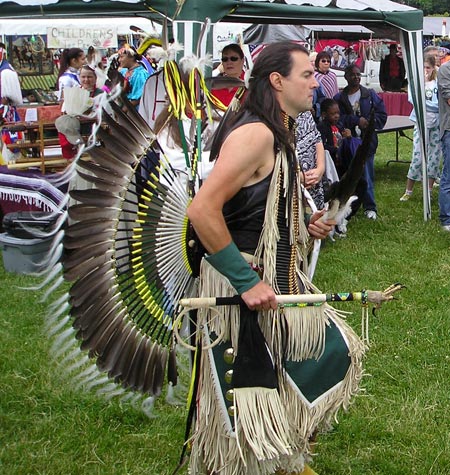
1, 130, 450, 474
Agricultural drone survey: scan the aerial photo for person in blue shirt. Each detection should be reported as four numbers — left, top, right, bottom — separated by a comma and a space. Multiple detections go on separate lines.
118, 45, 151, 111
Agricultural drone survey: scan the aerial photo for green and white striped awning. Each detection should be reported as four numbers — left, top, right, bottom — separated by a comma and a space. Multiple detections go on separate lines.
19, 72, 58, 92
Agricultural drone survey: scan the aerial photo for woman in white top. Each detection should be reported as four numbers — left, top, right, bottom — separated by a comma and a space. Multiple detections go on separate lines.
400, 54, 442, 201
56, 48, 86, 101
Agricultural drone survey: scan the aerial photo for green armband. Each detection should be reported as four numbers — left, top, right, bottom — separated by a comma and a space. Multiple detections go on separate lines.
205, 242, 260, 294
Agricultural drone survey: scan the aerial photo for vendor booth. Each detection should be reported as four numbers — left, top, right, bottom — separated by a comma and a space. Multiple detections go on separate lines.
0, 17, 159, 93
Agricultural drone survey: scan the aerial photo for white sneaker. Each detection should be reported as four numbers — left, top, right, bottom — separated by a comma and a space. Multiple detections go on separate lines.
364, 210, 377, 220
442, 224, 450, 232
400, 192, 412, 201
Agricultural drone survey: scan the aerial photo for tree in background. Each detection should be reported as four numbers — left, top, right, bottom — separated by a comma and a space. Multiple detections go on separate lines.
406, 0, 448, 15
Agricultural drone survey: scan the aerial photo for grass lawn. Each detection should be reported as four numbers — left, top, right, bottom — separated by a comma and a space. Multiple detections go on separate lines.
1, 130, 449, 474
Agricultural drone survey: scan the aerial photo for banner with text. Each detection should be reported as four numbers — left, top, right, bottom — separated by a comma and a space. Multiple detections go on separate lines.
47, 26, 117, 49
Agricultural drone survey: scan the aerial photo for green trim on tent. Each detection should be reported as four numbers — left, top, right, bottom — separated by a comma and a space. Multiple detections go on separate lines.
223, 3, 423, 32
0, 1, 423, 33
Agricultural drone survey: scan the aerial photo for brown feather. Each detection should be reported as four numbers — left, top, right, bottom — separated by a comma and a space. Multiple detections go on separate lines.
74, 298, 123, 337
101, 108, 148, 154
140, 340, 161, 394
69, 267, 115, 307
107, 101, 154, 142
64, 230, 114, 249
69, 261, 114, 298
87, 309, 128, 360
71, 284, 119, 324
96, 322, 135, 371
77, 159, 129, 184
107, 98, 155, 140
121, 332, 148, 389
64, 250, 114, 281
105, 324, 140, 379
88, 145, 134, 174
68, 204, 121, 222
79, 307, 126, 352
64, 219, 116, 239
96, 126, 143, 158
120, 94, 157, 134
76, 171, 126, 194
152, 343, 168, 397
76, 299, 121, 342
63, 241, 114, 271
69, 189, 122, 207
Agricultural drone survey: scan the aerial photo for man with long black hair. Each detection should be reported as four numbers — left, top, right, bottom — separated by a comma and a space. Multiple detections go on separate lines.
186, 42, 366, 475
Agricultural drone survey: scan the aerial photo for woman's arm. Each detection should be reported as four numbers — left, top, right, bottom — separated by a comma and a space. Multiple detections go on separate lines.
303, 142, 325, 189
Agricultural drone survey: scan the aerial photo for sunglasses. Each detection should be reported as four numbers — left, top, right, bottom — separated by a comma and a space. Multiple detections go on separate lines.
320, 59, 331, 63
222, 56, 240, 62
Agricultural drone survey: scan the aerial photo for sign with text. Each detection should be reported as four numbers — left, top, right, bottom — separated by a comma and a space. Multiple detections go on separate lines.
47, 26, 117, 49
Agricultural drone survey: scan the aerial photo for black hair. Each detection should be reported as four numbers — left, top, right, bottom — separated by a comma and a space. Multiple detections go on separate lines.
344, 64, 360, 77
239, 41, 309, 154
57, 48, 85, 87
321, 98, 338, 115
81, 64, 97, 75
221, 43, 244, 59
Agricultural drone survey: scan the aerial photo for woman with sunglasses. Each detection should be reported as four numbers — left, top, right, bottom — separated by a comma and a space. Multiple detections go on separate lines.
314, 51, 339, 99
211, 43, 245, 108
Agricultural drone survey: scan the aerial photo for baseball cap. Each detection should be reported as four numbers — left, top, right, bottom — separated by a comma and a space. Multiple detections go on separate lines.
55, 115, 82, 145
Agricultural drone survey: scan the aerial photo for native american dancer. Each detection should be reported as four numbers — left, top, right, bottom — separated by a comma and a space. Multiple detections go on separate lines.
183, 42, 365, 475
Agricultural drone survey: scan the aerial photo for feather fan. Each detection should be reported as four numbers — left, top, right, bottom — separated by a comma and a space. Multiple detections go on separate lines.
62, 87, 92, 116
36, 88, 200, 411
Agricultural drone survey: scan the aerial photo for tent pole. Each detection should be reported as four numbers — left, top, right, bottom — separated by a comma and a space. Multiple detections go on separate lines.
400, 30, 430, 221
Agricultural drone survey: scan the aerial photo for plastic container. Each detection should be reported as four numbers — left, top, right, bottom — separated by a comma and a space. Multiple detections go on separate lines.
0, 233, 53, 274
2, 211, 60, 239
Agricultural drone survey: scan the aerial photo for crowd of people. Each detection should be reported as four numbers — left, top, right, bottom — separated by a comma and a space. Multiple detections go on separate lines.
299, 43, 449, 233
1, 37, 449, 226
299, 48, 387, 228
